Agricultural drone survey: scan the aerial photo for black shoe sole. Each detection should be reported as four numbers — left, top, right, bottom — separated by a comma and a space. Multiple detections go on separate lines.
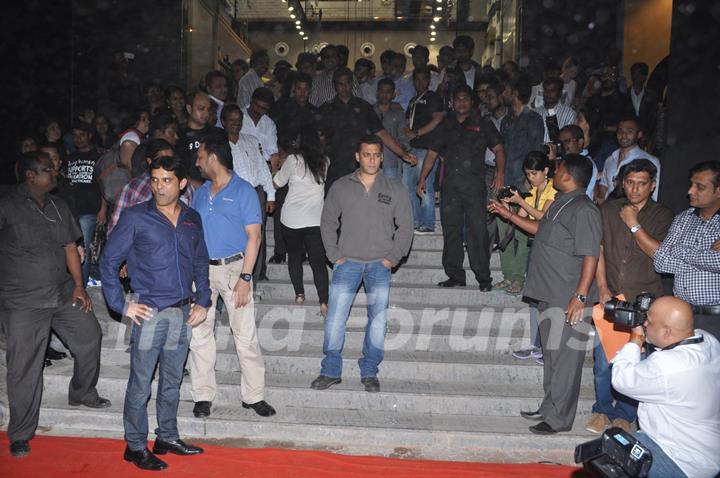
123, 457, 168, 471
311, 378, 342, 390
152, 447, 203, 456
520, 411, 544, 421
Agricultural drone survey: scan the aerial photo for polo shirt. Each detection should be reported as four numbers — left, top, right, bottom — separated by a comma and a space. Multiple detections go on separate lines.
430, 111, 502, 181
191, 173, 262, 259
318, 95, 384, 183
601, 198, 674, 301
525, 188, 602, 306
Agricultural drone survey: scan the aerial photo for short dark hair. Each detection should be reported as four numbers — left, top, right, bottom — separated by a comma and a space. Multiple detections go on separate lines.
250, 49, 269, 66
411, 45, 429, 58
380, 49, 396, 64
618, 115, 642, 131
18, 151, 50, 182
452, 35, 475, 50
251, 86, 275, 106
150, 112, 178, 134
509, 75, 533, 104
296, 52, 317, 68
204, 71, 226, 90
165, 85, 184, 101
357, 134, 383, 153
320, 44, 338, 59
622, 158, 658, 182
523, 151, 554, 178
377, 77, 395, 91
543, 76, 564, 91
560, 154, 593, 188
413, 66, 431, 81
232, 58, 248, 69
689, 161, 720, 188
146, 138, 174, 160
332, 67, 354, 86
354, 58, 373, 70
149, 155, 187, 181
294, 72, 313, 87
201, 132, 233, 170
630, 62, 649, 76
221, 102, 242, 123
452, 84, 474, 99
476, 73, 497, 88
560, 124, 584, 140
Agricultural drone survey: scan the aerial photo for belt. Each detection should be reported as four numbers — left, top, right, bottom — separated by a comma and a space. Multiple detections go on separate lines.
209, 252, 244, 266
165, 297, 193, 310
692, 305, 720, 316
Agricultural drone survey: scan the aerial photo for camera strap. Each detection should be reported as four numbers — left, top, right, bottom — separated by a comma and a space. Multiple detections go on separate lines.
660, 335, 704, 351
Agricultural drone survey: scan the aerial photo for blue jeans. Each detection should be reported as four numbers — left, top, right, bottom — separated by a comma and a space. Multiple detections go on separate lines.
382, 164, 401, 180
321, 260, 391, 379
529, 303, 542, 349
124, 305, 191, 451
402, 148, 437, 230
592, 335, 638, 421
634, 431, 689, 478
78, 214, 97, 285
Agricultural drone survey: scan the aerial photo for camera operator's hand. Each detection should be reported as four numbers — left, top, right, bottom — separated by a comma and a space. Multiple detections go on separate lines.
598, 285, 613, 305
506, 188, 524, 205
546, 143, 558, 161
565, 297, 586, 326
488, 199, 512, 219
629, 325, 646, 347
619, 204, 640, 228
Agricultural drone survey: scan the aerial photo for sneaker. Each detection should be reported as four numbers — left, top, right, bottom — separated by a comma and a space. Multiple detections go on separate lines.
585, 413, 610, 434
534, 355, 544, 365
611, 418, 633, 433
512, 346, 542, 360
86, 277, 102, 288
414, 227, 435, 235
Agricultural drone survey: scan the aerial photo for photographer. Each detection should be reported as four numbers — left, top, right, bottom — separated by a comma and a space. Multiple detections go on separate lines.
611, 296, 720, 478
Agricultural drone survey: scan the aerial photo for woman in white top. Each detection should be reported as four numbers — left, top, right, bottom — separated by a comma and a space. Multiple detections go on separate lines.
118, 108, 150, 172
273, 127, 330, 317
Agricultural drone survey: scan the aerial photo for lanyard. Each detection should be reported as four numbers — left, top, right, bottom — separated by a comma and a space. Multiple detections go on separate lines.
408, 90, 428, 130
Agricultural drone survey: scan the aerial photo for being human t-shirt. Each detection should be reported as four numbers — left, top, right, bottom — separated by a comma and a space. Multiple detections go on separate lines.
178, 124, 223, 181
65, 149, 102, 215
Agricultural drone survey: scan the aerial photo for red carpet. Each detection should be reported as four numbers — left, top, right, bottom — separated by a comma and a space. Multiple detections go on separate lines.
0, 432, 585, 477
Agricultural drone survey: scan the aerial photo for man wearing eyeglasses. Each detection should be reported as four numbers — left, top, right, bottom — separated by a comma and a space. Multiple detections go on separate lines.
0, 152, 109, 458
548, 124, 598, 199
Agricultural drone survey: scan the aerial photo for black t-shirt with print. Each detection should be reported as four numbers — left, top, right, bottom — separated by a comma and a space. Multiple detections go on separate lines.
65, 149, 102, 216
406, 90, 443, 150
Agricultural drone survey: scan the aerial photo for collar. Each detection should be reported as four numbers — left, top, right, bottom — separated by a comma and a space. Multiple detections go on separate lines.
555, 187, 586, 200
17, 182, 51, 207
209, 95, 224, 106
692, 206, 720, 219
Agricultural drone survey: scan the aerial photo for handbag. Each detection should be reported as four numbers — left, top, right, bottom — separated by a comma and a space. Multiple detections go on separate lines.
90, 222, 107, 266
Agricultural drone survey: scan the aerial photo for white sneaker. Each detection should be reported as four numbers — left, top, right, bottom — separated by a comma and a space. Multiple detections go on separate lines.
86, 278, 102, 288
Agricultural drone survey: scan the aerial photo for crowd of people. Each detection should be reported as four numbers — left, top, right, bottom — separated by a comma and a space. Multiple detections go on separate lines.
2, 34, 719, 477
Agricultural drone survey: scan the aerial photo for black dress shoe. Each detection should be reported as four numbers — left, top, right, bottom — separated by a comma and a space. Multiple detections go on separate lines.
183, 368, 190, 377
310, 375, 342, 390
69, 396, 111, 408
529, 421, 558, 435
242, 400, 277, 417
10, 440, 30, 457
152, 438, 204, 456
268, 254, 286, 264
520, 409, 544, 421
361, 376, 380, 393
43, 358, 52, 368
437, 278, 466, 288
46, 347, 67, 361
478, 284, 493, 292
193, 401, 212, 418
123, 446, 168, 471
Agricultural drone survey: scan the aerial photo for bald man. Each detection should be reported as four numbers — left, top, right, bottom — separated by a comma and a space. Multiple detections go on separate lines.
612, 297, 720, 478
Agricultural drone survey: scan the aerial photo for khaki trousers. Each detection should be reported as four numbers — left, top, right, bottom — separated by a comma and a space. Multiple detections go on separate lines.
189, 259, 266, 404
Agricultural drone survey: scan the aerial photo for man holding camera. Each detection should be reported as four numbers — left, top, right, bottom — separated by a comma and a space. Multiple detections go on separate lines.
612, 296, 720, 478
587, 159, 674, 435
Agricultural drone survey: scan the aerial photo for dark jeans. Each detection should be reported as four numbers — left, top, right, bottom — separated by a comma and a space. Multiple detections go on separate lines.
3, 297, 102, 442
281, 223, 329, 304
124, 305, 191, 451
440, 176, 491, 286
272, 185, 288, 257
78, 214, 97, 285
253, 186, 268, 281
693, 312, 720, 342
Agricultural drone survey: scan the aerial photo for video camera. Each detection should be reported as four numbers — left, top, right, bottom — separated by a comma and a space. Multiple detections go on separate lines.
575, 427, 653, 477
496, 185, 531, 201
604, 293, 655, 329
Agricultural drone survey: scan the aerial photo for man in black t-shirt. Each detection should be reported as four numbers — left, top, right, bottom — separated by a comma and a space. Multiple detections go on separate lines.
65, 122, 106, 286
416, 85, 506, 290
403, 67, 444, 234
177, 91, 223, 188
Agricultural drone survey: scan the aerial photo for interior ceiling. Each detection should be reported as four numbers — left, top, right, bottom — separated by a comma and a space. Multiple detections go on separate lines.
227, 0, 487, 22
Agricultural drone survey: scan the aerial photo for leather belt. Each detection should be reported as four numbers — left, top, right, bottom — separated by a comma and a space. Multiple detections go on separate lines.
165, 297, 192, 310
209, 252, 244, 266
692, 305, 720, 316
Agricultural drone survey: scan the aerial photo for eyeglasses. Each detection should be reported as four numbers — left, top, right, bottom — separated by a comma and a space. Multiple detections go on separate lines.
39, 167, 55, 173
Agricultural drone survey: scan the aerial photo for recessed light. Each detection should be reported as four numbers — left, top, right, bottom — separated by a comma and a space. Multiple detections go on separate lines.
433, 16, 441, 22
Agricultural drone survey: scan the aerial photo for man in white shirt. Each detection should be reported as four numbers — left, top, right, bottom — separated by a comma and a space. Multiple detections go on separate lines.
453, 36, 481, 90
612, 296, 720, 478
236, 50, 268, 109
598, 117, 661, 203
532, 77, 577, 143
407, 45, 441, 93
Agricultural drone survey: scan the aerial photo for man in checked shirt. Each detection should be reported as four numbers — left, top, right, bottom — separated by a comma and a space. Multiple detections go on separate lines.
654, 161, 720, 340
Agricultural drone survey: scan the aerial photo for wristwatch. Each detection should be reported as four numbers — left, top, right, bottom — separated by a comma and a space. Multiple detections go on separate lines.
239, 273, 252, 283
630, 224, 642, 234
574, 293, 587, 303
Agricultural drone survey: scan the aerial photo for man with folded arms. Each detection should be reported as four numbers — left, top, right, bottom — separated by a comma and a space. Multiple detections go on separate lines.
189, 133, 276, 419
101, 156, 210, 471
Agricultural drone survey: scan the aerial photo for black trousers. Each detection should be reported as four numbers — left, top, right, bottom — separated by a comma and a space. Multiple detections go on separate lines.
2, 298, 102, 442
253, 186, 268, 281
272, 185, 288, 257
694, 313, 720, 341
440, 176, 492, 286
281, 223, 329, 304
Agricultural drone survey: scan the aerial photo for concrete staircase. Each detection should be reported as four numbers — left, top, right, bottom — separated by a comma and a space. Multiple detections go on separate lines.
0, 209, 597, 464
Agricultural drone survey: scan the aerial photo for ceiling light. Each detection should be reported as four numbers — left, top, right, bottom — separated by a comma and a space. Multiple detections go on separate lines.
296, 25, 301, 29
288, 6, 293, 11
290, 13, 296, 18
436, 6, 442, 10
430, 31, 437, 36
299, 31, 305, 35
303, 36, 309, 40
430, 37, 436, 42
295, 20, 301, 24
436, 0, 442, 3
373, 16, 381, 20
433, 16, 441, 22
430, 24, 436, 29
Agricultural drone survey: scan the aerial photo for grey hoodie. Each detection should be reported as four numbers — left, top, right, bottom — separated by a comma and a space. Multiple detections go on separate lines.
321, 171, 413, 265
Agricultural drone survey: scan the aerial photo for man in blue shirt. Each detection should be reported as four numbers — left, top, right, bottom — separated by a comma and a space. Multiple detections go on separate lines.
189, 132, 276, 419
100, 156, 211, 471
